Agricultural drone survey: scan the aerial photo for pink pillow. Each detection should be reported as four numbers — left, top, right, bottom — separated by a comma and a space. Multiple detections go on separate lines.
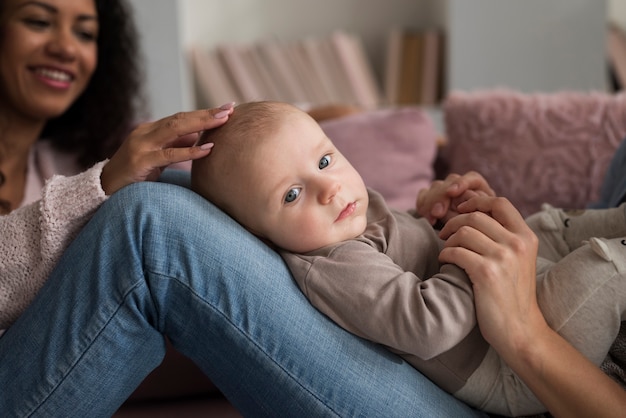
444, 90, 626, 217
320, 107, 438, 210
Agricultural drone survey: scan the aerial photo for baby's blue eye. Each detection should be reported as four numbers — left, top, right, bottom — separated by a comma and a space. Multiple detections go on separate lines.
319, 155, 331, 169
285, 188, 301, 203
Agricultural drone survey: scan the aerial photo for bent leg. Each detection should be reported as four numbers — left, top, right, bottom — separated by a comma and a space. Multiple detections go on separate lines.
0, 185, 169, 417
537, 237, 626, 366
0, 182, 486, 417
527, 204, 626, 263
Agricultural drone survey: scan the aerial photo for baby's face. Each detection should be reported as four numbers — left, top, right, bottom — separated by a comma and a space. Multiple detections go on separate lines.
229, 110, 369, 253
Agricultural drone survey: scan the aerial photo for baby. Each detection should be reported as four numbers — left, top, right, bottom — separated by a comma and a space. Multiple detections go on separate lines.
191, 101, 626, 416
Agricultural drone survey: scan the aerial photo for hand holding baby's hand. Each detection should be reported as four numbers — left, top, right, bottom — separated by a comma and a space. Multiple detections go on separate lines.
416, 171, 496, 226
438, 195, 539, 352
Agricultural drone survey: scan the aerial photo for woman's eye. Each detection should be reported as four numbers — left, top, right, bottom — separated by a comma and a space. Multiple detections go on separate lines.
284, 188, 301, 203
24, 18, 49, 29
319, 155, 331, 169
76, 29, 98, 42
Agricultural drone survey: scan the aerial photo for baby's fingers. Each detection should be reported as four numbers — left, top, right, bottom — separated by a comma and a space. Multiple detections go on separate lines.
456, 196, 525, 233
446, 171, 495, 198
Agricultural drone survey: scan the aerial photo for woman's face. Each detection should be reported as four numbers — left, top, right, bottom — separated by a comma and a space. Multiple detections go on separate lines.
0, 0, 98, 122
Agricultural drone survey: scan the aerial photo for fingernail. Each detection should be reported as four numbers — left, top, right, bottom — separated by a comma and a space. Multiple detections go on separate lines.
213, 110, 230, 119
199, 142, 214, 150
219, 102, 235, 110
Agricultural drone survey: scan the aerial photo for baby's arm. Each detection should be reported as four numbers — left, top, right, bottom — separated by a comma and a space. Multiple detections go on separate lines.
294, 244, 476, 360
416, 171, 495, 226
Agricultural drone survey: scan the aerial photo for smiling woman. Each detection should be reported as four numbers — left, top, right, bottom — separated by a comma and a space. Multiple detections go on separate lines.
0, 0, 237, 318
0, 0, 142, 213
2, 0, 98, 119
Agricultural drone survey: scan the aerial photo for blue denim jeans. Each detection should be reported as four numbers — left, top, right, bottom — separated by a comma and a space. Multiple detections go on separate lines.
0, 179, 485, 417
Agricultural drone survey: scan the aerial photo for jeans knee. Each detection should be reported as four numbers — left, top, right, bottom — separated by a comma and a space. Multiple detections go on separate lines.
105, 182, 204, 222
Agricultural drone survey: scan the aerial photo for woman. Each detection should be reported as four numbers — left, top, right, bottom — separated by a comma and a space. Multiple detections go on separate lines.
0, 0, 227, 328
0, 0, 141, 215
0, 0, 485, 416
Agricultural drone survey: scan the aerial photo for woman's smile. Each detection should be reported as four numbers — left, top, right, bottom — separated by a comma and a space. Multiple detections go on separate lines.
32, 65, 75, 89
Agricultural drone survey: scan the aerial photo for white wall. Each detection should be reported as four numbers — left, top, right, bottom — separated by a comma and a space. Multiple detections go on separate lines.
128, 0, 191, 119
447, 0, 607, 93
608, 0, 626, 31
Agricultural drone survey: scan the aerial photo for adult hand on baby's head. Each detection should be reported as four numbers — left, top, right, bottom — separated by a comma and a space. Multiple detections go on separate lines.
100, 104, 234, 195
416, 171, 495, 226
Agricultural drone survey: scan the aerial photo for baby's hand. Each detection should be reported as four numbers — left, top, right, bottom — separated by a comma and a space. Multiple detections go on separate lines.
416, 171, 496, 226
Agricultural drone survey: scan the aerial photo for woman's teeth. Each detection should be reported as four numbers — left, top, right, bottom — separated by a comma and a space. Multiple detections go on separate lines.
35, 68, 71, 82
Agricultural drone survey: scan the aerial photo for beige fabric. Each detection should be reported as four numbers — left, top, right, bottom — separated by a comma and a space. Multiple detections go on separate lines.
282, 189, 488, 394
0, 141, 108, 329
284, 192, 626, 416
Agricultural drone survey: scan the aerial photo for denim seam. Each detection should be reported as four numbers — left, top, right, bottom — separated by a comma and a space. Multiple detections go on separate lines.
25, 279, 146, 418
162, 271, 342, 417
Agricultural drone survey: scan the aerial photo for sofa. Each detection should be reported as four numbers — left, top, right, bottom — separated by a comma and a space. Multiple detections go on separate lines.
115, 89, 626, 417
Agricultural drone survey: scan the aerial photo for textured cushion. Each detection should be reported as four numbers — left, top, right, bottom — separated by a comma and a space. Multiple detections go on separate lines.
320, 107, 438, 210
443, 89, 626, 217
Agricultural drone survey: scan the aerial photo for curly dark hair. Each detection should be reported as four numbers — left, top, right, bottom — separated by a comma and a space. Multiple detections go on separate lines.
40, 0, 146, 168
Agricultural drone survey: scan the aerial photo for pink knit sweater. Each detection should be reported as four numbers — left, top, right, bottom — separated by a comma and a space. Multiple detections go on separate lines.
0, 141, 108, 329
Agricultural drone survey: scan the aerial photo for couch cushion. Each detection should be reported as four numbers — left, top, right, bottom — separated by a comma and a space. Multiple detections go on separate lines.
443, 89, 626, 217
320, 106, 438, 211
